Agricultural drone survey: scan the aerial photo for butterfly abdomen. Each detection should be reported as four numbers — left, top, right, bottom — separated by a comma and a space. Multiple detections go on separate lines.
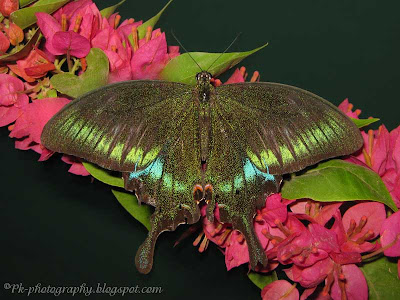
198, 102, 212, 162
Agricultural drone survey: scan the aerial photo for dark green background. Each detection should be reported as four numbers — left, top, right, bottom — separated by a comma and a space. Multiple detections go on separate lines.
1, 0, 399, 299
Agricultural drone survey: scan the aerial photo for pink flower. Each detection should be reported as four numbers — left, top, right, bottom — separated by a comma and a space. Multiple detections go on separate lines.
225, 230, 250, 270
0, 30, 10, 54
52, 31, 90, 58
35, 12, 63, 56
225, 68, 245, 84
36, 13, 91, 58
9, 97, 70, 161
260, 193, 294, 227
0, 74, 28, 127
338, 98, 361, 119
380, 211, 400, 257
93, 27, 133, 83
0, 0, 18, 17
341, 100, 400, 208
330, 264, 368, 300
130, 30, 174, 80
290, 200, 342, 226
8, 47, 55, 82
0, 74, 27, 106
284, 257, 335, 288
261, 280, 299, 300
3, 22, 23, 46
61, 155, 90, 176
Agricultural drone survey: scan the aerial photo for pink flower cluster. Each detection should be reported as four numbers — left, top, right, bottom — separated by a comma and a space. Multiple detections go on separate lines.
0, 1, 399, 299
340, 99, 400, 208
0, 0, 179, 175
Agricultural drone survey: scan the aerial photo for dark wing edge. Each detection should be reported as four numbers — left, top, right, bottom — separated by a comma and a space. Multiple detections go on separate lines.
215, 82, 363, 175
41, 80, 193, 172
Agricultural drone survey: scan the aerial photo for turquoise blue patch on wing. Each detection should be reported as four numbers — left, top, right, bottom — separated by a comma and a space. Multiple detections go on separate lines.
243, 158, 275, 182
129, 156, 164, 181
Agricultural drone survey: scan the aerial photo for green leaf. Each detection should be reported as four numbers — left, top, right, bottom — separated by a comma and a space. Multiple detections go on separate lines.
0, 28, 40, 63
248, 271, 278, 289
127, 0, 173, 46
160, 44, 268, 85
11, 0, 70, 30
20, 0, 37, 8
360, 256, 400, 300
281, 159, 398, 212
82, 162, 124, 188
100, 0, 126, 18
51, 48, 109, 98
351, 117, 380, 128
112, 189, 152, 231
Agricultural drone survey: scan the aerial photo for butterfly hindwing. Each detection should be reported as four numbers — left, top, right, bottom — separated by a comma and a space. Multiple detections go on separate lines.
124, 98, 202, 274
204, 91, 282, 269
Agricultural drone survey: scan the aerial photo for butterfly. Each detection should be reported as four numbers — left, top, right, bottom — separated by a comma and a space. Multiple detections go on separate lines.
41, 70, 363, 274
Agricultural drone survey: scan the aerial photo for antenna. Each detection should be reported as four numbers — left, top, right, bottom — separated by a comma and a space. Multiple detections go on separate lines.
206, 32, 242, 72
171, 30, 203, 72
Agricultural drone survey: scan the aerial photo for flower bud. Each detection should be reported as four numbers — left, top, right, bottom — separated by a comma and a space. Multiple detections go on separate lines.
0, 30, 10, 54
0, 0, 19, 17
4, 22, 23, 46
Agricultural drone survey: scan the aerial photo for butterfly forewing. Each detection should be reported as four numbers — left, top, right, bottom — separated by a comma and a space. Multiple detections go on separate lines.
214, 82, 363, 175
42, 81, 194, 172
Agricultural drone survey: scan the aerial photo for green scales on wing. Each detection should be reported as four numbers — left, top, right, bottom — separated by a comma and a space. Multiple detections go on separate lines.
41, 72, 363, 274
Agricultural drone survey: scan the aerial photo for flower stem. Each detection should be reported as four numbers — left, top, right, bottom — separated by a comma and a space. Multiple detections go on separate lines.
70, 58, 81, 74
67, 50, 72, 72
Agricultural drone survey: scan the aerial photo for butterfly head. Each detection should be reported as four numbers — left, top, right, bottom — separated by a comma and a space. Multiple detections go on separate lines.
196, 71, 212, 84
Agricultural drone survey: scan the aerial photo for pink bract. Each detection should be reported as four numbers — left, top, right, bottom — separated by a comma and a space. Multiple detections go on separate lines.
61, 155, 90, 176
8, 47, 55, 82
9, 97, 70, 160
261, 280, 299, 300
131, 31, 169, 80
380, 211, 400, 257
330, 264, 368, 300
52, 31, 91, 58
35, 12, 62, 56
225, 230, 250, 271
342, 202, 386, 241
0, 30, 10, 54
0, 74, 28, 127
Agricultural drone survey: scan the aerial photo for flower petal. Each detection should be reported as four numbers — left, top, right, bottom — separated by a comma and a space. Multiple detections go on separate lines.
380, 210, 400, 257
261, 280, 299, 300
52, 31, 91, 58
331, 264, 368, 300
342, 202, 386, 241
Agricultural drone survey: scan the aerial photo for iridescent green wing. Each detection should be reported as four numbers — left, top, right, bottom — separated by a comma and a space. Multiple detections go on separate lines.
42, 81, 202, 274
124, 98, 202, 274
205, 82, 363, 269
42, 80, 192, 172
214, 82, 363, 175
205, 102, 281, 269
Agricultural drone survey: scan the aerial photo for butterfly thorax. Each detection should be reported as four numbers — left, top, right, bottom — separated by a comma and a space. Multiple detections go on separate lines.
195, 71, 213, 103
194, 72, 214, 163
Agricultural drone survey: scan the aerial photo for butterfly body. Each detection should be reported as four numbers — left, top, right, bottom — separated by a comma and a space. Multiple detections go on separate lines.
41, 72, 363, 274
